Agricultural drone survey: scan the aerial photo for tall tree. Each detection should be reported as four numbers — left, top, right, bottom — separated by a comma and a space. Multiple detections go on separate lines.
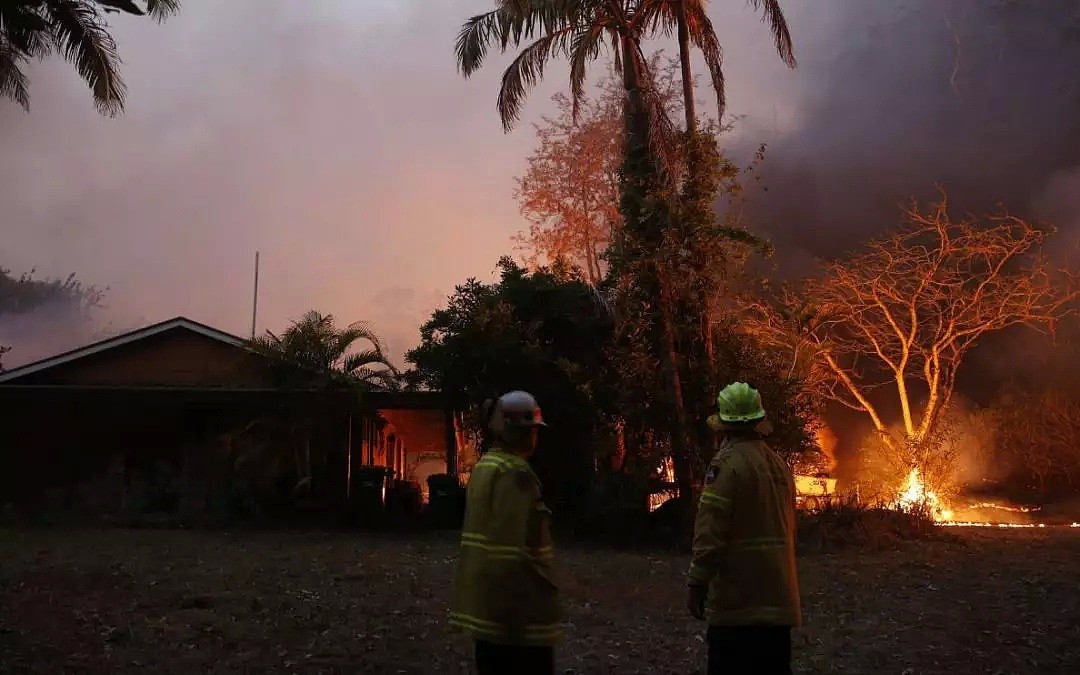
406, 257, 617, 518
654, 0, 794, 408
455, 1, 746, 517
0, 0, 178, 115
656, 0, 795, 132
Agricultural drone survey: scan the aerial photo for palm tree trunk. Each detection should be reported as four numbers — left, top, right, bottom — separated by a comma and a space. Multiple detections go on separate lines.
619, 34, 695, 528
676, 1, 696, 133
674, 12, 719, 447
659, 272, 695, 515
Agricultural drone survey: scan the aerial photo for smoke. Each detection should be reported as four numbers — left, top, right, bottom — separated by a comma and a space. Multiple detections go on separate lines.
740, 0, 1080, 265
0, 305, 114, 368
725, 0, 1080, 448
0, 1, 554, 369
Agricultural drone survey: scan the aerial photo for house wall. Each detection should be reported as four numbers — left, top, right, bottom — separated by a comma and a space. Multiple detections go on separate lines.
14, 328, 273, 388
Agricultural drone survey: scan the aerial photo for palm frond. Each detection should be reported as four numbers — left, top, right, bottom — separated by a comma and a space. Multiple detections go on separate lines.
455, 9, 508, 77
2, 6, 53, 56
352, 366, 402, 392
95, 0, 179, 21
0, 39, 31, 110
497, 25, 574, 131
512, 0, 582, 40
143, 0, 180, 21
610, 32, 622, 73
95, 0, 144, 14
636, 0, 675, 39
684, 0, 725, 120
749, 0, 796, 68
634, 44, 682, 182
456, 2, 558, 77
337, 321, 391, 358
568, 22, 605, 121
45, 0, 125, 116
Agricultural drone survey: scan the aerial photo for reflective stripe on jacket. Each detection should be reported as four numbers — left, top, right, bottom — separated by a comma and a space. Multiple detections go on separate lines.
449, 448, 562, 645
688, 436, 801, 627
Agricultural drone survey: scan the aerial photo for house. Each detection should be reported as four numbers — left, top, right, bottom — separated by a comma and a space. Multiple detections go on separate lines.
0, 317, 461, 520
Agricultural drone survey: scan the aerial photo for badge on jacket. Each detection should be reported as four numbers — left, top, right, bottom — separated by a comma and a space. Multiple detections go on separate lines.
704, 465, 719, 485
514, 471, 537, 492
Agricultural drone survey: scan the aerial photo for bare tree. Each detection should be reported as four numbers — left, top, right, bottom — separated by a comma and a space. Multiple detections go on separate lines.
513, 56, 683, 283
750, 194, 1079, 478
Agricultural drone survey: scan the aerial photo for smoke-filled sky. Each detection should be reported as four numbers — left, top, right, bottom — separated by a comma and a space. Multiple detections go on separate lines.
2, 0, 1078, 368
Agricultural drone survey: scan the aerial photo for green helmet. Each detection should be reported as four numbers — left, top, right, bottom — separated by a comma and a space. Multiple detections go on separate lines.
715, 382, 766, 423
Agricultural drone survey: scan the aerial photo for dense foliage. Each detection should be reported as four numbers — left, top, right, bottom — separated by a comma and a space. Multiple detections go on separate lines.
407, 257, 617, 518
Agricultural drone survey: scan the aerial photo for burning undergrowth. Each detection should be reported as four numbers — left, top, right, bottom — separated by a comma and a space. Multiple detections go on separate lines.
893, 467, 1080, 530
852, 412, 1080, 530
797, 498, 947, 554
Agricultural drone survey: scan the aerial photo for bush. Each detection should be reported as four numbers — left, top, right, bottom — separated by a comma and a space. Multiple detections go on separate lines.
797, 499, 951, 554
987, 387, 1080, 500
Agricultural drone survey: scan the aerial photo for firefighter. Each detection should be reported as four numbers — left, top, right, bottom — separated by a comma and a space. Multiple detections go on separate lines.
687, 382, 801, 675
449, 390, 561, 675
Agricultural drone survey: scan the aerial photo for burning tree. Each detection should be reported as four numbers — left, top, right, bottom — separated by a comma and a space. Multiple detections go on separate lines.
513, 58, 682, 285
751, 194, 1079, 494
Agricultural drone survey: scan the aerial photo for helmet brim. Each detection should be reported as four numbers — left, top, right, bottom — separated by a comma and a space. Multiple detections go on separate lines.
708, 414, 770, 434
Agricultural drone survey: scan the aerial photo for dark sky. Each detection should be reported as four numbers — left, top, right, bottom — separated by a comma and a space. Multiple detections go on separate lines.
744, 0, 1080, 273
2, 0, 1078, 368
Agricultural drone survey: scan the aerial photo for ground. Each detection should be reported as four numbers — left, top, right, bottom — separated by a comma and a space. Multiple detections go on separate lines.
1, 528, 1078, 674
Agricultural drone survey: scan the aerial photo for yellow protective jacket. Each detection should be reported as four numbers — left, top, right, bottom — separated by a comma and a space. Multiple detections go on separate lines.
449, 448, 562, 646
687, 435, 802, 627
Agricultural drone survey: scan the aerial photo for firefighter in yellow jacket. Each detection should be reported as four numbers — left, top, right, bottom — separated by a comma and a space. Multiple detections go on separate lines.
687, 382, 801, 675
450, 390, 560, 675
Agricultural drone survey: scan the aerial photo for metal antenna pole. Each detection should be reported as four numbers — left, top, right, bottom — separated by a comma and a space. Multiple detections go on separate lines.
251, 251, 260, 339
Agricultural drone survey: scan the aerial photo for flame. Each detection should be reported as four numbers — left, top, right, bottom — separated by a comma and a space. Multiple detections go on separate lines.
895, 468, 1080, 529
896, 467, 954, 521
648, 458, 677, 512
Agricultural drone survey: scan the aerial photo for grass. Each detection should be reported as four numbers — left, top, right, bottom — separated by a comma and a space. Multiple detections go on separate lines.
1, 527, 1078, 674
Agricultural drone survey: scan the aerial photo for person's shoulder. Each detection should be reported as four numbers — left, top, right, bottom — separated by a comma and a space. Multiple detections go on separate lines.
510, 465, 541, 492
704, 441, 743, 482
485, 451, 540, 491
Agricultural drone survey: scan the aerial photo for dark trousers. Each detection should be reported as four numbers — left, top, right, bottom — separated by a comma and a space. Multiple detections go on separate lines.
707, 625, 792, 675
475, 640, 554, 675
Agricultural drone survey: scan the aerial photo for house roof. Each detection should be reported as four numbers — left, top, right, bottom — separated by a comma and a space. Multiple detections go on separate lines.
0, 316, 248, 384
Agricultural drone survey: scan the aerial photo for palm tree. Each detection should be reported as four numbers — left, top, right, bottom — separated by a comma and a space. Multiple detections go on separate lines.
247, 311, 401, 500
0, 0, 178, 115
250, 310, 401, 391
457, 0, 701, 516
628, 2, 792, 428
648, 0, 795, 133
455, 0, 680, 175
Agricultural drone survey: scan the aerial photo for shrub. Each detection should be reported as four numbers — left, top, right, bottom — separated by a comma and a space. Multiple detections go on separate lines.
797, 498, 952, 554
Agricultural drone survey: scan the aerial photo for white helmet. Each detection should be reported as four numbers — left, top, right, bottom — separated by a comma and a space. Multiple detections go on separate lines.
487, 390, 547, 439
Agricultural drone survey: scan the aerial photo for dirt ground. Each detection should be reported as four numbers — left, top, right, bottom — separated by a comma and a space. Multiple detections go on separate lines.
1, 527, 1078, 674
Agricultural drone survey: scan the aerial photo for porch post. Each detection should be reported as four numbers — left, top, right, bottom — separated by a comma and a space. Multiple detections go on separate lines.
444, 405, 458, 481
